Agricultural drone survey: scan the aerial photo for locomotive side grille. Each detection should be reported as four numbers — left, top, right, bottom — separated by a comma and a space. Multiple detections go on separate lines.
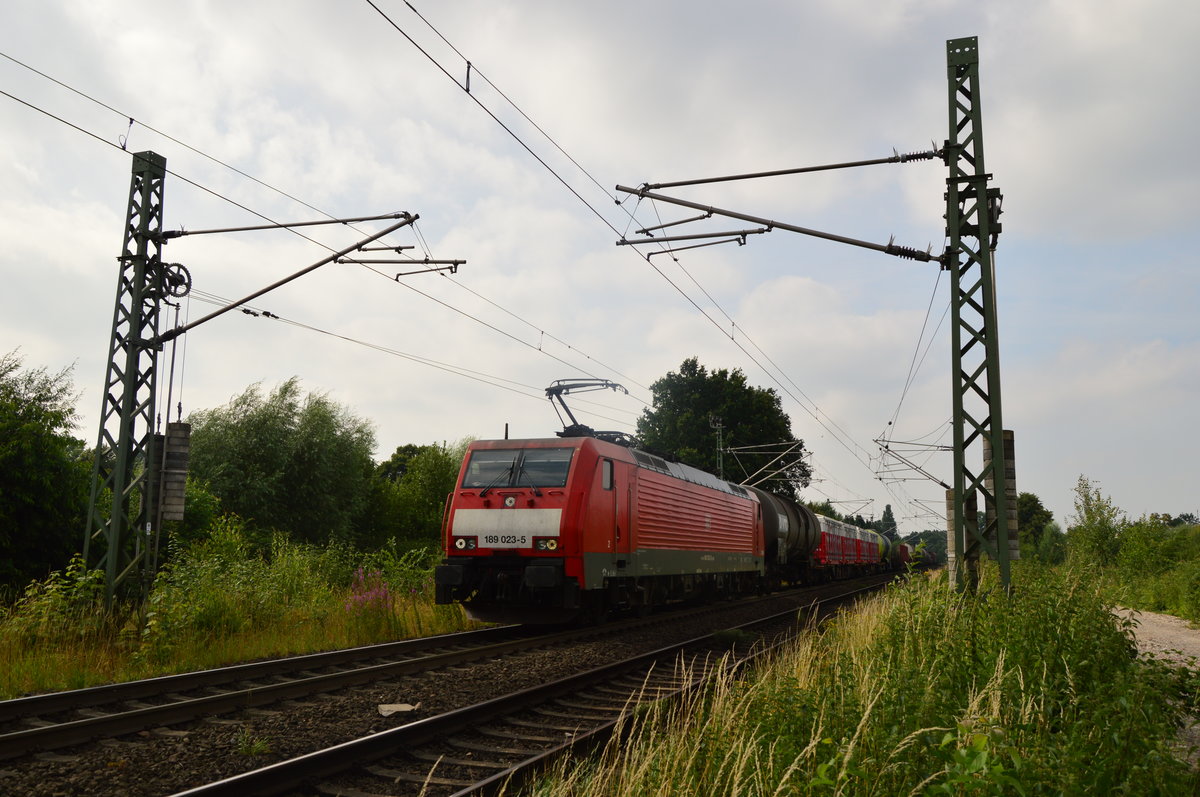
634, 474, 757, 553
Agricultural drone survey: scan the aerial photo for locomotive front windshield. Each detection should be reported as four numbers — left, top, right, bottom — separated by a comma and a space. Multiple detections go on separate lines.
461, 447, 575, 489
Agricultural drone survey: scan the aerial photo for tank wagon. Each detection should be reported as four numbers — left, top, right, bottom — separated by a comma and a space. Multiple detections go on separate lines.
434, 435, 901, 623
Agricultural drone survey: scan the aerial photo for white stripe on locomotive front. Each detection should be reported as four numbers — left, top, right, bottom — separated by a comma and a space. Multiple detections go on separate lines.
451, 508, 563, 536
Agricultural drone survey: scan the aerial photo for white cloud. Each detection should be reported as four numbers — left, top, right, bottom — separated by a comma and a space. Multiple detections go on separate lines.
1, 0, 1196, 534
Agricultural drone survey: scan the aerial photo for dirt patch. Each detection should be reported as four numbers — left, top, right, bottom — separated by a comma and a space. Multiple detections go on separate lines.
1118, 607, 1200, 766
1118, 608, 1200, 667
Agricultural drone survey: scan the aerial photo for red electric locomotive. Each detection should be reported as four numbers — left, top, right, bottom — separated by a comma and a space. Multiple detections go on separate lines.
435, 435, 764, 623
433, 436, 900, 623
433, 379, 900, 623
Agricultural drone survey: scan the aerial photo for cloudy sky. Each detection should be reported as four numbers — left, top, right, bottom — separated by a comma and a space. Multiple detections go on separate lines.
2, 0, 1196, 534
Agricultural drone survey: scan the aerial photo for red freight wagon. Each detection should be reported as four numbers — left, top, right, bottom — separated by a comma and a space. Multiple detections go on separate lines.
813, 515, 886, 574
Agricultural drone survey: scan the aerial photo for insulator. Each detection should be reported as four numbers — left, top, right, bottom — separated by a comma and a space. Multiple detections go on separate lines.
898, 149, 937, 163
885, 242, 931, 261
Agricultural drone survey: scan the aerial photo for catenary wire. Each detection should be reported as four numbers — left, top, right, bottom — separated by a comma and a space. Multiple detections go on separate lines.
366, 2, 952, 527
185, 289, 638, 428
879, 265, 947, 446
0, 48, 647, 400
10, 54, 920, 529
365, 3, 908, 488
0, 82, 651, 414
5, 35, 938, 527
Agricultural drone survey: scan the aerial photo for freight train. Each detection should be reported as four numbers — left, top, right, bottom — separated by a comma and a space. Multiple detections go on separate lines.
434, 435, 915, 623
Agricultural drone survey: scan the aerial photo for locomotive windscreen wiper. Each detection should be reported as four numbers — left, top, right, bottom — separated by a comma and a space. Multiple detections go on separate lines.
478, 461, 515, 497
516, 464, 543, 496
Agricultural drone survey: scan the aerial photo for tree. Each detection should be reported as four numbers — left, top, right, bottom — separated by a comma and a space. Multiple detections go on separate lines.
1017, 492, 1054, 552
1066, 475, 1124, 567
394, 442, 467, 543
902, 529, 948, 564
1116, 517, 1173, 579
1035, 520, 1067, 565
879, 505, 898, 538
1152, 512, 1199, 528
187, 379, 376, 546
0, 351, 90, 592
376, 443, 426, 483
636, 358, 811, 500
805, 499, 840, 519
360, 441, 468, 550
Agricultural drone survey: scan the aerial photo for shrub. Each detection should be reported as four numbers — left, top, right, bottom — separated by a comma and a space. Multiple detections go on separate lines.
344, 568, 398, 643
531, 565, 1196, 795
0, 554, 108, 645
140, 516, 334, 661
1066, 476, 1124, 567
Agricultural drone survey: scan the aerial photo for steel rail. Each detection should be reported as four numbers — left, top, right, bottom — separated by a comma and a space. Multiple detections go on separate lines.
0, 625, 534, 761
461, 581, 886, 797
0, 585, 830, 762
0, 625, 520, 725
171, 579, 893, 796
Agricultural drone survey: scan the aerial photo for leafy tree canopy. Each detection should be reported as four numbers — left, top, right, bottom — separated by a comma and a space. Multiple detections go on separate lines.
902, 529, 948, 563
636, 358, 811, 500
0, 350, 89, 593
1066, 475, 1123, 567
376, 443, 426, 483
879, 504, 898, 538
1033, 520, 1067, 565
186, 378, 376, 546
1017, 492, 1054, 549
805, 499, 839, 519
1148, 511, 1199, 528
360, 441, 468, 550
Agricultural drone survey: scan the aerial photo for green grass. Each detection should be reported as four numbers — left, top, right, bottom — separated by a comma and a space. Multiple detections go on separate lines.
0, 518, 480, 699
524, 564, 1199, 796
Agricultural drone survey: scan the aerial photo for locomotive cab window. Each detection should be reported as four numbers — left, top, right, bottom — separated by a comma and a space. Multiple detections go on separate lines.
462, 449, 516, 488
520, 448, 574, 487
601, 459, 613, 490
462, 447, 575, 489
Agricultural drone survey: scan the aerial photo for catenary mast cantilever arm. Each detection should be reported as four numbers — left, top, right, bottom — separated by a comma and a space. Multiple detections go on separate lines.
639, 149, 940, 191
160, 212, 412, 239
153, 214, 418, 344
614, 186, 935, 263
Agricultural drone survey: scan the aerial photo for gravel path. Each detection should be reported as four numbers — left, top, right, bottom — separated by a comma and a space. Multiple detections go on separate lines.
1118, 607, 1200, 667
1118, 607, 1200, 766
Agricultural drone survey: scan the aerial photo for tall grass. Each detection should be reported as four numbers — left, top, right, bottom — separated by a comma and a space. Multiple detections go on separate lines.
0, 517, 478, 698
527, 564, 1198, 796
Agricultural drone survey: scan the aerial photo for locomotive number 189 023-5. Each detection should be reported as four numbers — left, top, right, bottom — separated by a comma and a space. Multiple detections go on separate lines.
483, 534, 529, 548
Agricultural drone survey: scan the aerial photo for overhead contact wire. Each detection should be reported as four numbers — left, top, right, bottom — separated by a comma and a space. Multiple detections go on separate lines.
186, 290, 637, 428
1, 50, 644, 403
368, 3, 917, 511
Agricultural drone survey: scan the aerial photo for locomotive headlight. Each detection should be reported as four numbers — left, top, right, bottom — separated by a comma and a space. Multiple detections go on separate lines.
453, 537, 477, 550
533, 537, 559, 551
545, 538, 558, 551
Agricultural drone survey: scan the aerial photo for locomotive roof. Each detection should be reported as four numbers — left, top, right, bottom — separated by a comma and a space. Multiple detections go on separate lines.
468, 437, 752, 499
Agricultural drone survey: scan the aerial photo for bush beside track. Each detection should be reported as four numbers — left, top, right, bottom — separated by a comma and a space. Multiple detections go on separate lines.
0, 518, 477, 699
527, 563, 1200, 796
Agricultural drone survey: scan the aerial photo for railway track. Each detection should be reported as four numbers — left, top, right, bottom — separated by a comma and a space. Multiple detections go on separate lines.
0, 575, 896, 795
173, 579, 888, 797
0, 624, 556, 762
0, 588, 805, 763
